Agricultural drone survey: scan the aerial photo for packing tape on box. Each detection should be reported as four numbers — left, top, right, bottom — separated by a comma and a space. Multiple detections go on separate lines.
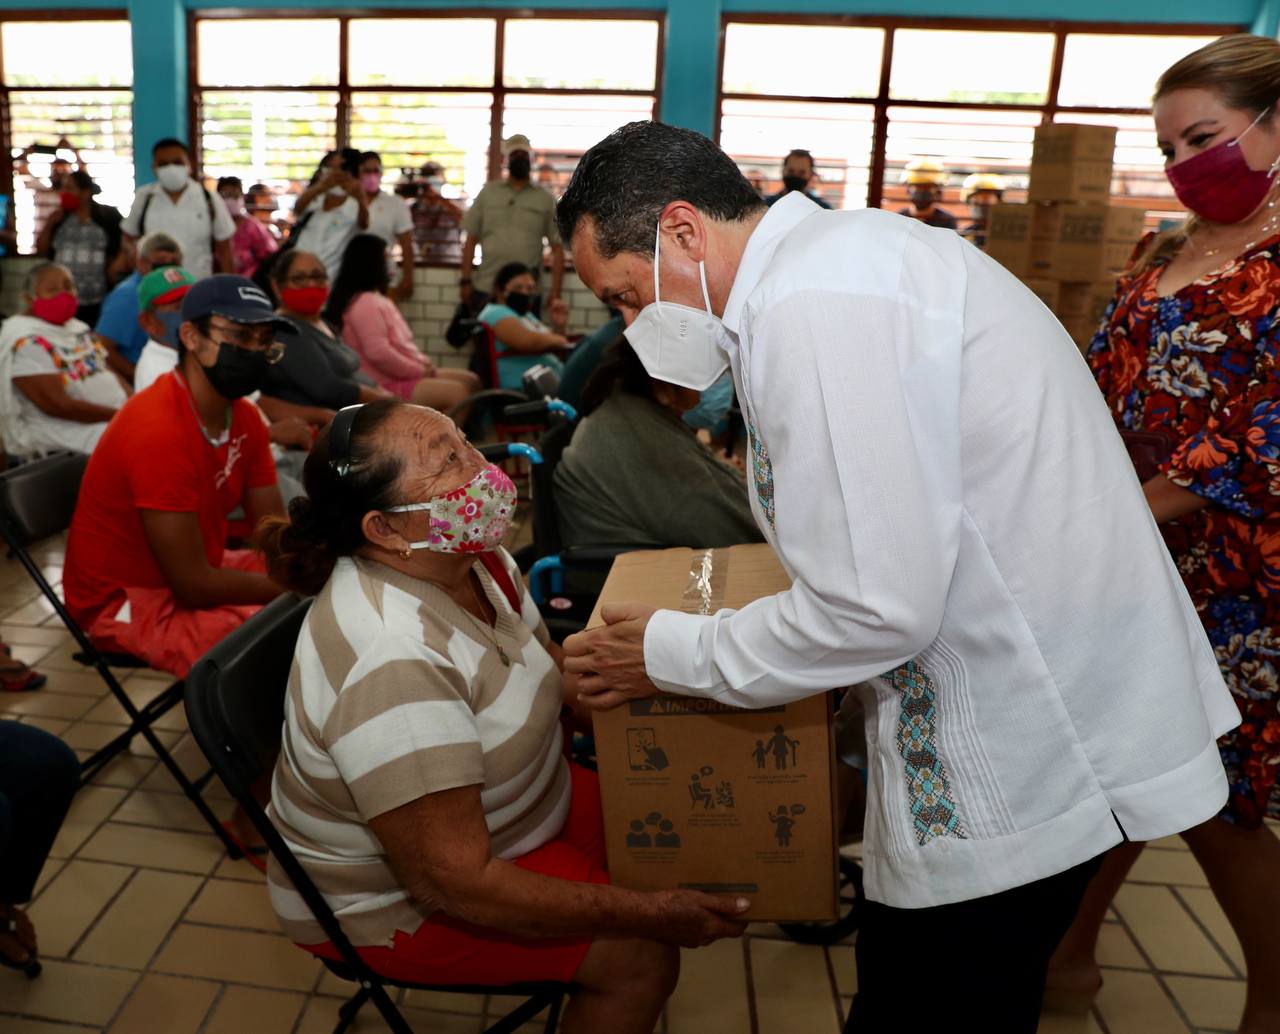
680, 548, 729, 616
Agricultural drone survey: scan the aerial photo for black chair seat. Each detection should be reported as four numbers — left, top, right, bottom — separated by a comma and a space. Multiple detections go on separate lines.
72, 649, 147, 668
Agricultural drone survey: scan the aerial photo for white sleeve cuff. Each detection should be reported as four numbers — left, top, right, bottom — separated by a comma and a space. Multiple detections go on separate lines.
644, 608, 716, 697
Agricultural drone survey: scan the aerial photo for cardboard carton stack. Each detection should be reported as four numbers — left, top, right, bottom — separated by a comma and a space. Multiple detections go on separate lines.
983, 124, 1144, 349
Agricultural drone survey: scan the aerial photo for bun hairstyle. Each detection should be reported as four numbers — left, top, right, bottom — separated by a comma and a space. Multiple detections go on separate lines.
256, 399, 405, 595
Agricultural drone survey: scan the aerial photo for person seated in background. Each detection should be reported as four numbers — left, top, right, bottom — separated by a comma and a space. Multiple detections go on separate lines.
328, 233, 480, 411
477, 261, 569, 390
217, 176, 278, 279
959, 172, 1006, 249
64, 273, 287, 680
95, 231, 183, 380
0, 719, 81, 976
246, 184, 285, 242
291, 150, 369, 282
555, 312, 624, 411
35, 170, 124, 326
0, 262, 129, 458
265, 250, 386, 423
554, 341, 763, 551
258, 400, 747, 1029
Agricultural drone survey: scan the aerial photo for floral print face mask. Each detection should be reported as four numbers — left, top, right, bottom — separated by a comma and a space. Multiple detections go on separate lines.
385, 463, 517, 554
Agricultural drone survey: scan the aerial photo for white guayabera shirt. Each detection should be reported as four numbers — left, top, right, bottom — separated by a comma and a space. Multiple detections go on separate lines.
643, 192, 1240, 910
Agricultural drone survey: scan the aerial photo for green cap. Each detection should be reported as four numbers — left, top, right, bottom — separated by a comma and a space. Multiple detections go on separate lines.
137, 266, 196, 312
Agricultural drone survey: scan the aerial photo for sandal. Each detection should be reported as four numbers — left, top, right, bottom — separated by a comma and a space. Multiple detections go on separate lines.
221, 821, 269, 874
0, 906, 41, 978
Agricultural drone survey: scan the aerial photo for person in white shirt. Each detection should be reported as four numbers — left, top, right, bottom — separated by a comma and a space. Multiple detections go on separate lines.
120, 139, 235, 282
554, 121, 1241, 1031
0, 262, 129, 457
356, 150, 415, 301
291, 150, 370, 283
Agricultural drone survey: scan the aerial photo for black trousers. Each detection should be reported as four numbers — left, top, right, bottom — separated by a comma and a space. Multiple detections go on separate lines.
844, 853, 1104, 1033
0, 720, 81, 904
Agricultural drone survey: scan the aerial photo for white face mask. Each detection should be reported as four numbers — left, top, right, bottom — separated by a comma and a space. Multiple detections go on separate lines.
155, 164, 189, 192
622, 220, 729, 391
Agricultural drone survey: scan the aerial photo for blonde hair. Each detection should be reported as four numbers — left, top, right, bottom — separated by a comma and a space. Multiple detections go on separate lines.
1130, 34, 1280, 275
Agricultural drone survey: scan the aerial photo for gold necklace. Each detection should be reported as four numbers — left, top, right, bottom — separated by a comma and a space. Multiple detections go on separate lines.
460, 574, 510, 667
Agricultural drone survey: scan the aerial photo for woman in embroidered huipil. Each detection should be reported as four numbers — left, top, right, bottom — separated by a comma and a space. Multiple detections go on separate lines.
1050, 37, 1280, 1032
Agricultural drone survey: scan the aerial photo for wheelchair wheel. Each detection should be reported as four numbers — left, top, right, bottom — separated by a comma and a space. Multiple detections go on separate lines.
776, 855, 863, 946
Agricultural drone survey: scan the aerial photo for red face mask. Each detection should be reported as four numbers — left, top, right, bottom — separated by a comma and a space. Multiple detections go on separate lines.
59, 192, 81, 212
1166, 108, 1280, 225
32, 292, 78, 326
280, 285, 329, 316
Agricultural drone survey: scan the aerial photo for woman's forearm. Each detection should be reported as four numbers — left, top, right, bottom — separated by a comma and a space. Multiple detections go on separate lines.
434, 856, 666, 940
1143, 473, 1210, 523
27, 391, 116, 424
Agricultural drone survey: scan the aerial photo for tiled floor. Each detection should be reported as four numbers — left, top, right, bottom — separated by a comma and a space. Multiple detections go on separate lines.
0, 533, 1271, 1033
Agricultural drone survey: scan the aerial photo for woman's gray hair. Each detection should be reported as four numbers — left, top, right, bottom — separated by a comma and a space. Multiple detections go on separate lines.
23, 261, 68, 298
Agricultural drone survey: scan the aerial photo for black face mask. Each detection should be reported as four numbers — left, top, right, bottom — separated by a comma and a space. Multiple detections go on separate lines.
505, 291, 532, 316
782, 174, 809, 194
507, 155, 531, 180
202, 341, 270, 400
909, 189, 936, 211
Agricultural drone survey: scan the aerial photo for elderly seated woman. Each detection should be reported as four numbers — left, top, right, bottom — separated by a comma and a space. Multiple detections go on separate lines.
0, 261, 129, 458
257, 399, 749, 1032
476, 261, 570, 390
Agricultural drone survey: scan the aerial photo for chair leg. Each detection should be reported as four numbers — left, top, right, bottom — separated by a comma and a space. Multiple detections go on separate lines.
333, 987, 369, 1034
364, 982, 414, 1034
543, 991, 564, 1033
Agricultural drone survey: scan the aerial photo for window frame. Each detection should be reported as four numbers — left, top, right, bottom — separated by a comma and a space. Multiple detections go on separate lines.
189, 7, 664, 187
0, 9, 133, 254
715, 13, 1241, 210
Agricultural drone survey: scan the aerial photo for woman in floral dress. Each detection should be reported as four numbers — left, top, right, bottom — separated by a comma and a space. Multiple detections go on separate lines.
1047, 36, 1280, 1034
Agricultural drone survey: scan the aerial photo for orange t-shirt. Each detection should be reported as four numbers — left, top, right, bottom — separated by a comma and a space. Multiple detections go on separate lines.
64, 370, 277, 628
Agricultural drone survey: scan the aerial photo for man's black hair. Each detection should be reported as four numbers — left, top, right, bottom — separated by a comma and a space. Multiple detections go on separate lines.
783, 148, 816, 171
358, 151, 381, 167
556, 120, 765, 259
152, 137, 189, 158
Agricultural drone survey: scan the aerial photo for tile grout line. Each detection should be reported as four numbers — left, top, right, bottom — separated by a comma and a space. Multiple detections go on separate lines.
1169, 885, 1246, 981
741, 935, 761, 1034
821, 943, 846, 1030
1108, 884, 1200, 1034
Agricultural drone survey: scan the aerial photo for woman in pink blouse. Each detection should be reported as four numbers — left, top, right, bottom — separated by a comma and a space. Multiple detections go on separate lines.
327, 234, 481, 413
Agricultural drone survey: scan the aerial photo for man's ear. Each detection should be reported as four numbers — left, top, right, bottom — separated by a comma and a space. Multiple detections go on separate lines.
658, 201, 707, 262
177, 320, 201, 355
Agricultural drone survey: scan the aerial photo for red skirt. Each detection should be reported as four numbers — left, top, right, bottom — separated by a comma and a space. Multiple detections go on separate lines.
303, 763, 609, 985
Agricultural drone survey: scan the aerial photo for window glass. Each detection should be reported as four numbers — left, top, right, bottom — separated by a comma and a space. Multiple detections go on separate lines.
722, 23, 884, 98
501, 93, 657, 199
348, 19, 496, 87
9, 90, 134, 253
890, 30, 1054, 104
198, 20, 339, 87
350, 92, 494, 203
1058, 34, 1217, 109
200, 91, 338, 192
881, 106, 1040, 211
503, 19, 658, 90
3, 21, 132, 87
720, 98, 875, 210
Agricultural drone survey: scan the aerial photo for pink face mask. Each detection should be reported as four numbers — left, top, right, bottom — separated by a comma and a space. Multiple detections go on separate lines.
385, 463, 517, 553
360, 172, 382, 194
31, 292, 78, 326
1166, 107, 1280, 225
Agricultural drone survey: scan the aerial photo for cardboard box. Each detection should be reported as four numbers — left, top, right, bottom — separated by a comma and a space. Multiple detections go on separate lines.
1056, 280, 1118, 352
984, 203, 1059, 278
1043, 205, 1146, 281
1028, 123, 1117, 204
589, 545, 838, 923
1022, 277, 1061, 311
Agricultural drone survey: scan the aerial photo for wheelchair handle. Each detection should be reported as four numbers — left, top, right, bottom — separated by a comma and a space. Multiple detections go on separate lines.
501, 398, 579, 424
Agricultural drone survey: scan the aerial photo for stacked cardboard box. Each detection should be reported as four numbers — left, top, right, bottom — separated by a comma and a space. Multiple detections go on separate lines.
983, 124, 1141, 350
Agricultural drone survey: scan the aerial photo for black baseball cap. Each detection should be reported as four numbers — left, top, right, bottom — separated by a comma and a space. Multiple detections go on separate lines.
181, 274, 295, 331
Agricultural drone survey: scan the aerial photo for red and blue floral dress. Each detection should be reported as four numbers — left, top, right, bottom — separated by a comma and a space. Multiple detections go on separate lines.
1088, 233, 1280, 828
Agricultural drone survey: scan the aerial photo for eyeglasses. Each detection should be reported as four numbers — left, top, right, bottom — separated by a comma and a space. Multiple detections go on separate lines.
284, 272, 328, 287
207, 320, 287, 364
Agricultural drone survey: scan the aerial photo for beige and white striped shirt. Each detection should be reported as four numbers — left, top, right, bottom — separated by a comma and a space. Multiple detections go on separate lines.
267, 550, 570, 946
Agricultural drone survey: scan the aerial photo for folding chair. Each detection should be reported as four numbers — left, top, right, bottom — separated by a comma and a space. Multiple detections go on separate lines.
0, 452, 241, 856
185, 595, 568, 1034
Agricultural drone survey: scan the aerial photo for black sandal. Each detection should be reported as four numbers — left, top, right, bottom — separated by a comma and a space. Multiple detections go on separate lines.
0, 910, 41, 978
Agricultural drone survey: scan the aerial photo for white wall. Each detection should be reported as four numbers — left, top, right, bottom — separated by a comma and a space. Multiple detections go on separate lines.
0, 258, 612, 367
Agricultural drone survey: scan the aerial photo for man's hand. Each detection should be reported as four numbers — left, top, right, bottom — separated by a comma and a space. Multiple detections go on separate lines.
649, 889, 750, 948
562, 601, 660, 711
